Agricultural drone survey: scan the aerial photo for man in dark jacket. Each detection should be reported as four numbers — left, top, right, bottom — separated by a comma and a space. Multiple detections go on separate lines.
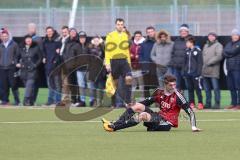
139, 26, 158, 98
16, 35, 42, 106
43, 26, 62, 105
27, 23, 43, 104
0, 29, 20, 105
224, 29, 240, 109
169, 24, 190, 90
57, 28, 81, 106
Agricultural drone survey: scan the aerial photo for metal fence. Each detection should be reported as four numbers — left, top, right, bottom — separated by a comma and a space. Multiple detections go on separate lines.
0, 4, 239, 36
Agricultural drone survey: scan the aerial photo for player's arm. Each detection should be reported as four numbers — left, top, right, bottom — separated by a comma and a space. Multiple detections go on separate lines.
175, 90, 202, 132
138, 89, 160, 106
139, 97, 155, 106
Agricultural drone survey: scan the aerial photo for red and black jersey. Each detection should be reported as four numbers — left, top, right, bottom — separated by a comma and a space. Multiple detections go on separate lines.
140, 89, 196, 128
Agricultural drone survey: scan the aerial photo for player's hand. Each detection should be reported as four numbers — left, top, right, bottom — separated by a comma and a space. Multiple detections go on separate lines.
192, 126, 202, 132
16, 63, 21, 68
42, 58, 46, 64
105, 65, 111, 72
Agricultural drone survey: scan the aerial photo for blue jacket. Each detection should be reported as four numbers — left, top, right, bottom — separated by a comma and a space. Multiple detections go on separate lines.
139, 38, 155, 62
223, 40, 240, 71
43, 33, 61, 75
139, 37, 156, 74
0, 40, 19, 69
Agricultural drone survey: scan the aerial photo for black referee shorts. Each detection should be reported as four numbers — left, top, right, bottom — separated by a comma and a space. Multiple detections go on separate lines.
143, 110, 172, 131
110, 59, 132, 80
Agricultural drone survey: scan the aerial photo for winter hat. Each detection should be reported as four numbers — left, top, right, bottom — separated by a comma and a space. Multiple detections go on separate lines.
1, 29, 9, 35
179, 24, 189, 32
78, 31, 87, 37
231, 28, 240, 36
208, 32, 217, 38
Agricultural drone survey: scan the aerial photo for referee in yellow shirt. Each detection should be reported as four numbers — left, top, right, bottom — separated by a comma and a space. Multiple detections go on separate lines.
105, 18, 132, 107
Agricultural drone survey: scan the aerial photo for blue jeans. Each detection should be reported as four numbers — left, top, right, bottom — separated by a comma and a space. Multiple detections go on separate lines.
227, 70, 240, 106
168, 67, 184, 90
156, 66, 168, 88
93, 79, 105, 101
47, 74, 62, 104
203, 77, 221, 106
76, 71, 94, 102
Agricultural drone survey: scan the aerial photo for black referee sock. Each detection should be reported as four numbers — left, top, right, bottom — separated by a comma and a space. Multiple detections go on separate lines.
112, 117, 139, 131
114, 108, 135, 125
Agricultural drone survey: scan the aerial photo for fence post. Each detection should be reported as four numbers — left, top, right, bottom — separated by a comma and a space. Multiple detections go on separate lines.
182, 5, 188, 24
52, 8, 56, 28
81, 6, 85, 31
39, 7, 43, 36
125, 5, 129, 27
173, 0, 179, 35
236, 0, 240, 29
46, 0, 51, 26
111, 0, 116, 30
217, 4, 221, 34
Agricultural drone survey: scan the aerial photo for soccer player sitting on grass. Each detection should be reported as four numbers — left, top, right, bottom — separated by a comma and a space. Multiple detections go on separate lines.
102, 74, 202, 132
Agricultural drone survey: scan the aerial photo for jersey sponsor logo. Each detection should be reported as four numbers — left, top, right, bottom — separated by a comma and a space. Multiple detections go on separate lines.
161, 101, 171, 109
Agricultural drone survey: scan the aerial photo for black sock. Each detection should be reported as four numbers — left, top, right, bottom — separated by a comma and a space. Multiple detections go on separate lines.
112, 117, 139, 131
114, 108, 135, 125
144, 106, 153, 113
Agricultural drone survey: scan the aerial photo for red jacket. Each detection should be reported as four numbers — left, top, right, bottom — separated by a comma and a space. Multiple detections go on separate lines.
130, 42, 141, 70
130, 38, 145, 70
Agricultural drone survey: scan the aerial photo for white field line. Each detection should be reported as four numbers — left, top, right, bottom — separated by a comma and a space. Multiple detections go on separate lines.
1, 119, 240, 124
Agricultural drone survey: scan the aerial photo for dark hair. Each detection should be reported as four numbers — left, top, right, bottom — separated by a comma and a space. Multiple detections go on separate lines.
186, 35, 196, 45
115, 18, 125, 24
24, 34, 32, 40
134, 31, 142, 36
164, 74, 176, 84
146, 26, 155, 31
61, 25, 69, 30
46, 26, 54, 31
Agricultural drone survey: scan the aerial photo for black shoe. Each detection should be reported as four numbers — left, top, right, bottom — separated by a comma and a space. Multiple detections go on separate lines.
13, 102, 20, 106
212, 103, 220, 109
90, 100, 97, 107
23, 98, 33, 106
75, 101, 86, 107
204, 104, 212, 109
23, 100, 33, 106
45, 102, 54, 106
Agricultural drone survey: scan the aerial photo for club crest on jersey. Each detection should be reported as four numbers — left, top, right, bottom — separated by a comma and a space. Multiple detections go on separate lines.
193, 51, 198, 55
170, 97, 175, 103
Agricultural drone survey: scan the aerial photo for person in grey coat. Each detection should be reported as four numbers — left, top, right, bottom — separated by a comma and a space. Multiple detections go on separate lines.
202, 32, 223, 109
151, 29, 174, 88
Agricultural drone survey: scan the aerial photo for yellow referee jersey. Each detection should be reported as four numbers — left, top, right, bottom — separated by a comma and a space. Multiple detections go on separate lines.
105, 30, 131, 65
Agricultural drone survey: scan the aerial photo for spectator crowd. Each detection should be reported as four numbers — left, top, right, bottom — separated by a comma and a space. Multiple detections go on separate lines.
0, 19, 240, 110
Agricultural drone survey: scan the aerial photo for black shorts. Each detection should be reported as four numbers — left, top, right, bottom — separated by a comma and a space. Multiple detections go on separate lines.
110, 59, 131, 80
143, 109, 172, 131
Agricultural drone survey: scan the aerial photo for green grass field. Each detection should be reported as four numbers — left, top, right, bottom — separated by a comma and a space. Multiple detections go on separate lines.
8, 88, 234, 108
0, 108, 240, 160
